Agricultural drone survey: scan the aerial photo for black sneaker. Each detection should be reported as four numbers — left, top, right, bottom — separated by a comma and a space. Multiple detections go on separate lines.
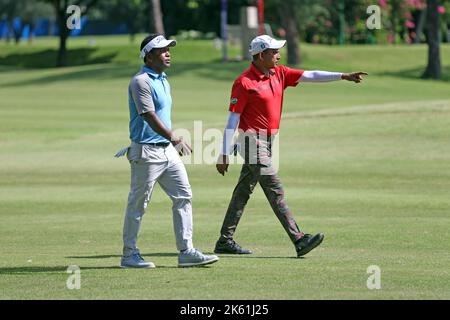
295, 233, 324, 257
214, 239, 253, 254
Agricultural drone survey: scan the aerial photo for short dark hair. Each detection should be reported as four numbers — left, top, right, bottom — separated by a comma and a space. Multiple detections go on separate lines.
252, 51, 265, 61
140, 34, 161, 62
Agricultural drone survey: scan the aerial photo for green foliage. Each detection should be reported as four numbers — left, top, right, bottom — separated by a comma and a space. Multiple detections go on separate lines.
4, 0, 448, 46
90, 0, 146, 36
0, 0, 53, 42
85, 0, 250, 38
264, 0, 449, 44
161, 0, 248, 37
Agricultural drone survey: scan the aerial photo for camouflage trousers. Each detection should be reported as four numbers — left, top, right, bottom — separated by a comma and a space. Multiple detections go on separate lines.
219, 133, 304, 244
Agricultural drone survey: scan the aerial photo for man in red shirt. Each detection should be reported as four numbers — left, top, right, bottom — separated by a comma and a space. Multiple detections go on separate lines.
215, 35, 367, 257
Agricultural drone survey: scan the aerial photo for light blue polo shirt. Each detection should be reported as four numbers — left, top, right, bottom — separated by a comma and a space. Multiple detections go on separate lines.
128, 66, 172, 144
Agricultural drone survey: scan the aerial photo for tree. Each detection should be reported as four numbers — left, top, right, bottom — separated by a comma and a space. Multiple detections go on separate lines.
20, 1, 54, 43
94, 0, 145, 42
422, 0, 441, 79
0, 0, 53, 44
149, 0, 164, 35
389, 0, 402, 43
0, 0, 19, 43
337, 0, 346, 44
40, 0, 98, 67
160, 0, 246, 38
277, 0, 301, 65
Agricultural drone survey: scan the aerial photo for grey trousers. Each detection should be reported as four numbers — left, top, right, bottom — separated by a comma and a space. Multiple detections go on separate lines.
219, 133, 304, 244
122, 142, 193, 257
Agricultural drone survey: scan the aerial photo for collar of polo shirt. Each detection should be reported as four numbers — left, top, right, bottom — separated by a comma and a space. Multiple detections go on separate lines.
250, 63, 275, 79
140, 35, 177, 59
143, 65, 167, 79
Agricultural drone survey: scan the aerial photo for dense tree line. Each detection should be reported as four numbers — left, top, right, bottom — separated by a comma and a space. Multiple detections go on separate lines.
1, 0, 447, 77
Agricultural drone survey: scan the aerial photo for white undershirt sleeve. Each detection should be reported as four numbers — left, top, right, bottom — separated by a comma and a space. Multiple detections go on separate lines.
221, 112, 240, 155
299, 70, 343, 83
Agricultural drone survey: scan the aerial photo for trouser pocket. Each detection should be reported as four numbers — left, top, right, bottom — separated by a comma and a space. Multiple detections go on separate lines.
127, 143, 143, 163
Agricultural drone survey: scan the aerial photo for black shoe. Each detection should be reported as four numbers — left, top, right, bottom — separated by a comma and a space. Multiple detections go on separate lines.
295, 233, 324, 257
214, 239, 253, 254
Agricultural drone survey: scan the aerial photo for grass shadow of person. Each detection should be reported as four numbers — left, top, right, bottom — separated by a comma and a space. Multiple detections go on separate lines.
65, 252, 179, 259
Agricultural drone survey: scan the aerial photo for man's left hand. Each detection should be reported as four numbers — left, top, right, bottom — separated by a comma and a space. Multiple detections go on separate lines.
216, 154, 229, 176
172, 137, 192, 156
341, 72, 368, 83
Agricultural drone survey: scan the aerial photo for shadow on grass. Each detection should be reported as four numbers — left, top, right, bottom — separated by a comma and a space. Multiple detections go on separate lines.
217, 255, 302, 259
0, 266, 121, 274
0, 60, 248, 87
2, 46, 449, 85
187, 59, 248, 81
1, 64, 135, 87
66, 254, 304, 260
66, 252, 178, 259
0, 264, 201, 273
0, 48, 117, 69
383, 66, 450, 82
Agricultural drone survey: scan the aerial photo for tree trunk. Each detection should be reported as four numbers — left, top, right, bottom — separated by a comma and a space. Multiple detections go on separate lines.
27, 23, 35, 44
278, 1, 300, 66
6, 21, 13, 43
150, 0, 165, 35
390, 0, 400, 43
54, 0, 69, 67
13, 25, 23, 44
414, 8, 426, 44
57, 32, 69, 67
50, 0, 98, 67
338, 0, 345, 45
422, 0, 441, 79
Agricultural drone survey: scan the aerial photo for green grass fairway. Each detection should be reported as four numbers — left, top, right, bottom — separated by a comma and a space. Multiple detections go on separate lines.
0, 35, 449, 299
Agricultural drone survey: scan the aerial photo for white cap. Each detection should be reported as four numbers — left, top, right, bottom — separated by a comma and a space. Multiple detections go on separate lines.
249, 35, 286, 56
140, 35, 177, 59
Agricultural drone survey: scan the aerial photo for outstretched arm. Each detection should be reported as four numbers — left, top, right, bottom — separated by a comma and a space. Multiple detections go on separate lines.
299, 71, 368, 83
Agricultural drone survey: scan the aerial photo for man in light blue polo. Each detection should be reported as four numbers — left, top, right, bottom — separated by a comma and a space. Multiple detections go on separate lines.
119, 34, 219, 268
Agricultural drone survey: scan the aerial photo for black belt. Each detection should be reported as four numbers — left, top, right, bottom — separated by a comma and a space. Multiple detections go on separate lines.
147, 142, 170, 147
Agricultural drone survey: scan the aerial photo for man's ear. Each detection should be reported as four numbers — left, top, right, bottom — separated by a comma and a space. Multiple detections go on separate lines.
145, 52, 154, 64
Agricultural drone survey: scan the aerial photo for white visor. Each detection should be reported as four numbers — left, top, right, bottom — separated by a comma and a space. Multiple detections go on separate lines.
140, 35, 177, 59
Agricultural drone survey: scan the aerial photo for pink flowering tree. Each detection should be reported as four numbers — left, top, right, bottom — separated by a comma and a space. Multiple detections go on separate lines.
376, 0, 427, 43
